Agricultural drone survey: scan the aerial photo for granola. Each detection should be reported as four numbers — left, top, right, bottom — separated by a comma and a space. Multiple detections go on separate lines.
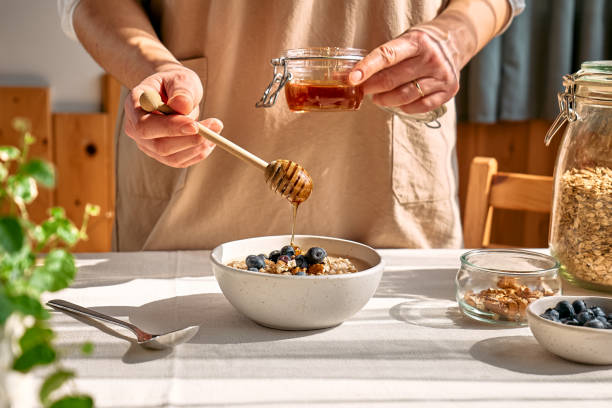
464, 277, 555, 322
227, 244, 358, 276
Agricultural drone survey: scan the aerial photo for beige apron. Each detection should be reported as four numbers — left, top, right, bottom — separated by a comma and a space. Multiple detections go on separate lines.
113, 0, 461, 251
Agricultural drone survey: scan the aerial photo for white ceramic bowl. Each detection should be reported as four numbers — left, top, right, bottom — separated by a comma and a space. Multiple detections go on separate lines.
527, 296, 612, 365
210, 235, 384, 330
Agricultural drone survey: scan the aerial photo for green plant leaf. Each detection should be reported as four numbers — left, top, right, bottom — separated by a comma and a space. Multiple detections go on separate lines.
0, 216, 24, 254
0, 289, 14, 324
49, 395, 93, 408
20, 159, 55, 188
12, 343, 56, 372
0, 164, 8, 181
7, 174, 38, 204
40, 369, 75, 405
56, 221, 80, 246
29, 249, 76, 293
0, 146, 20, 161
11, 117, 31, 133
10, 294, 49, 320
49, 207, 66, 218
84, 204, 100, 217
81, 342, 94, 355
19, 325, 54, 352
23, 133, 36, 146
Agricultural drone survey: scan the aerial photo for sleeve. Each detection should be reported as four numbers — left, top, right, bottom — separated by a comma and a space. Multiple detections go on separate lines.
57, 0, 81, 41
499, 0, 526, 34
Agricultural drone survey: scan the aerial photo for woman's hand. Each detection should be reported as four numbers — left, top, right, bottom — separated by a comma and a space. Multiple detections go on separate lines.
124, 67, 223, 168
349, 29, 460, 115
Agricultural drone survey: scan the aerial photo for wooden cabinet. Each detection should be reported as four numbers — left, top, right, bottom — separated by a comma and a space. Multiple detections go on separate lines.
0, 76, 559, 250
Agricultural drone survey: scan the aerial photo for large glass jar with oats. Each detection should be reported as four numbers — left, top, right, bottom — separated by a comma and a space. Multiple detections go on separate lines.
546, 61, 612, 292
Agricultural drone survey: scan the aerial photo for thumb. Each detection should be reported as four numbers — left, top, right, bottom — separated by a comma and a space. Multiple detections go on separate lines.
164, 75, 201, 115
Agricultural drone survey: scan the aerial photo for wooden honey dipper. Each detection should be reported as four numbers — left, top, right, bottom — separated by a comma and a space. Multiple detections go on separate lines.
139, 90, 313, 204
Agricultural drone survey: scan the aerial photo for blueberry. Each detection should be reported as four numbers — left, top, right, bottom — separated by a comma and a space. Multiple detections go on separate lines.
306, 247, 327, 264
572, 300, 587, 314
554, 300, 574, 319
576, 310, 593, 325
278, 255, 291, 263
296, 271, 306, 276
248, 267, 259, 272
584, 319, 606, 329
258, 253, 267, 260
268, 250, 281, 263
596, 316, 608, 325
607, 313, 612, 321
565, 319, 580, 326
295, 255, 309, 269
280, 245, 295, 257
544, 309, 560, 321
591, 306, 606, 318
245, 254, 265, 270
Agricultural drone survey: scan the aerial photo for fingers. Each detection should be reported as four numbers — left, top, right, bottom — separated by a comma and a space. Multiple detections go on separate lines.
125, 109, 198, 140
354, 29, 460, 113
137, 134, 205, 157
362, 54, 424, 95
126, 117, 223, 168
372, 77, 444, 108
138, 140, 216, 168
164, 70, 204, 115
199, 118, 224, 134
399, 91, 450, 115
349, 35, 421, 85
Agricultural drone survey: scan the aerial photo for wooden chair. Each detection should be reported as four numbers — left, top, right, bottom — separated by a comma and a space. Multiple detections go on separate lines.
463, 157, 554, 248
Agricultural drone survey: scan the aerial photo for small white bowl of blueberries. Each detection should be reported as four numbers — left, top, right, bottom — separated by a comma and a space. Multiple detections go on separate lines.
527, 296, 612, 365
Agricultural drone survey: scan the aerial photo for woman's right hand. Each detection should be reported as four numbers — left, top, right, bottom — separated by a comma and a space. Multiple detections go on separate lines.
124, 66, 224, 168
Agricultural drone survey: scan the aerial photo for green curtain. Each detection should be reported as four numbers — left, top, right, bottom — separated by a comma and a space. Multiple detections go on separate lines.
456, 0, 612, 123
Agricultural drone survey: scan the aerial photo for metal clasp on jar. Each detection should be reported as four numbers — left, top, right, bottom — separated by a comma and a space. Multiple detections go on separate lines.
255, 58, 292, 108
545, 74, 580, 146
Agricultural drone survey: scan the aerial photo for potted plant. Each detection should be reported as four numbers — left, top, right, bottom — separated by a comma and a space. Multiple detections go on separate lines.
0, 118, 97, 407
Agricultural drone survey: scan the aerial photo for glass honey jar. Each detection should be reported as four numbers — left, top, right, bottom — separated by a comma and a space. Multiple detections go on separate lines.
256, 46, 448, 127
545, 61, 612, 292
256, 47, 367, 112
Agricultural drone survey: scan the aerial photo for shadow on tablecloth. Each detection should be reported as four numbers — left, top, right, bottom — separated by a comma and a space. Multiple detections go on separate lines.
80, 294, 329, 363
379, 267, 505, 330
375, 268, 457, 301
470, 335, 612, 374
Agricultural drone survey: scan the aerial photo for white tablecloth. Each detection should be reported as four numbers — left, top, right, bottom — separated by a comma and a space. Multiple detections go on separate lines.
26, 250, 612, 407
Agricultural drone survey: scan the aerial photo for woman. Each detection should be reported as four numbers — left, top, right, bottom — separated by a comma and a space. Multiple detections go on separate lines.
59, 0, 524, 250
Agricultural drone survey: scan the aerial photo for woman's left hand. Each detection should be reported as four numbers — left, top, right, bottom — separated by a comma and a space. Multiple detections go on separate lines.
349, 29, 460, 114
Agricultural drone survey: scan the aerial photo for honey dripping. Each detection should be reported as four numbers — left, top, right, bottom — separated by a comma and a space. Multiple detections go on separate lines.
290, 203, 299, 246
285, 80, 364, 112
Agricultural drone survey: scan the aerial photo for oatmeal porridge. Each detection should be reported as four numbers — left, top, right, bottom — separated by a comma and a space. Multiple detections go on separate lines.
227, 245, 358, 276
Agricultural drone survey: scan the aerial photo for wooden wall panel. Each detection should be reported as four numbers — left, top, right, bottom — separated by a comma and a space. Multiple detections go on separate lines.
457, 120, 560, 248
0, 87, 52, 222
53, 113, 113, 252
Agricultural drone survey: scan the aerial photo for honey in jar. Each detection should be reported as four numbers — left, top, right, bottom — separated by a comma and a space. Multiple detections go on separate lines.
256, 47, 368, 112
285, 80, 364, 112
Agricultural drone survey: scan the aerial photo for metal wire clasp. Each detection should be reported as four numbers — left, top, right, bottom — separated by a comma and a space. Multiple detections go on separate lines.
255, 58, 292, 108
545, 74, 579, 146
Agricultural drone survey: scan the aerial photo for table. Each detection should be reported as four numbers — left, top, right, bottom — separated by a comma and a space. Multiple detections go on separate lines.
27, 250, 612, 407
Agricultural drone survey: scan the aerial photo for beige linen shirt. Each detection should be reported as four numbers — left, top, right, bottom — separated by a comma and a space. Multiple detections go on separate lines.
111, 0, 462, 251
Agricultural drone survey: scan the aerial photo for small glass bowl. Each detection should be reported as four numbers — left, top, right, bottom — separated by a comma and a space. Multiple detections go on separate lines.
456, 249, 561, 326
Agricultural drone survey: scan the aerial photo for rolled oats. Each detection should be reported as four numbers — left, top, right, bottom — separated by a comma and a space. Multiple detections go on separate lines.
551, 167, 612, 287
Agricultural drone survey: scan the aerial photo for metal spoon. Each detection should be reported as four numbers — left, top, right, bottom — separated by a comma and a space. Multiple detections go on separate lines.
47, 299, 199, 350
139, 90, 313, 204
